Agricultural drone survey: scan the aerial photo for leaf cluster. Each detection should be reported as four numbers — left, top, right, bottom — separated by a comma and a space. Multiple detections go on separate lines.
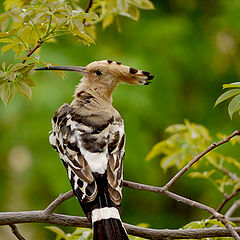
0, 61, 35, 105
180, 219, 232, 240
215, 82, 240, 119
0, 0, 154, 105
91, 0, 154, 30
146, 120, 240, 196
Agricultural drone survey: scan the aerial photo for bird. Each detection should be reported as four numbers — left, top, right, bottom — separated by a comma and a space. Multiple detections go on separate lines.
35, 60, 154, 240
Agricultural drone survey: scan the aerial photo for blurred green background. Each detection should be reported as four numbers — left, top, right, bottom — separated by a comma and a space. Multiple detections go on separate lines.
0, 0, 240, 239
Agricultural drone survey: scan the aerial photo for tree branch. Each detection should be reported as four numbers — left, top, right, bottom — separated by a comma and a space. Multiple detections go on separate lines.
22, 39, 43, 64
123, 180, 240, 239
1, 130, 240, 239
163, 130, 240, 190
9, 224, 26, 240
1, 211, 240, 239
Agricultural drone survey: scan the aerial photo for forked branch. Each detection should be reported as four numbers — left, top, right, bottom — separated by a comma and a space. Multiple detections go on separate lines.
1, 130, 240, 239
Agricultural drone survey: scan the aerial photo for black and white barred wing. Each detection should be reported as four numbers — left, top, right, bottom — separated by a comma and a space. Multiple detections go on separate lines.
49, 104, 97, 203
107, 122, 125, 205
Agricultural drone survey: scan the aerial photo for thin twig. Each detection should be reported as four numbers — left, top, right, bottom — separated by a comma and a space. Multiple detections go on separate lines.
226, 200, 240, 218
9, 224, 26, 240
163, 130, 240, 190
83, 0, 93, 25
44, 190, 74, 214
215, 189, 240, 214
229, 217, 240, 222
22, 39, 43, 64
85, 0, 93, 13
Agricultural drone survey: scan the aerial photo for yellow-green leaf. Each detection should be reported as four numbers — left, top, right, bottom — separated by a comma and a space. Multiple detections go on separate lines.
15, 81, 32, 99
0, 38, 15, 43
228, 94, 240, 119
72, 19, 84, 32
45, 226, 66, 239
21, 77, 35, 87
1, 43, 16, 54
215, 89, 240, 107
1, 81, 15, 105
11, 63, 26, 72
102, 14, 114, 30
223, 82, 240, 89
129, 0, 155, 10
2, 61, 6, 71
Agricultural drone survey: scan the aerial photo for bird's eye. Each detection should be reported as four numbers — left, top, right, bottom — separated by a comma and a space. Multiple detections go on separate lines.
96, 70, 102, 76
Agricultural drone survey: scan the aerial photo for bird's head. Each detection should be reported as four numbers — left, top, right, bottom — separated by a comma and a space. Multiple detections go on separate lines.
35, 60, 154, 101
35, 60, 154, 86
83, 60, 154, 86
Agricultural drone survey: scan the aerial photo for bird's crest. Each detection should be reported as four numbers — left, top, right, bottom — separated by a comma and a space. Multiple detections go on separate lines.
85, 60, 154, 85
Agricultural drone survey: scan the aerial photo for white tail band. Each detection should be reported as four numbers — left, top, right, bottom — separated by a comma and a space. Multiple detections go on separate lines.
92, 207, 120, 223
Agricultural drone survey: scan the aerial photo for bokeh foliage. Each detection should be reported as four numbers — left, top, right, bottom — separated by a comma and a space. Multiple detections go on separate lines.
0, 0, 240, 239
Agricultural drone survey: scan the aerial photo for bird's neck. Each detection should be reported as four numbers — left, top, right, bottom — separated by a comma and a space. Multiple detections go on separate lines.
74, 81, 118, 103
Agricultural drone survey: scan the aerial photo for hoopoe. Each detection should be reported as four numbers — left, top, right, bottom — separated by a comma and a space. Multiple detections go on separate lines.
35, 60, 154, 240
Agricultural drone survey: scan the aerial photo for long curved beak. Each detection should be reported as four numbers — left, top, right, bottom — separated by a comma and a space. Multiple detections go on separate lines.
34, 66, 88, 74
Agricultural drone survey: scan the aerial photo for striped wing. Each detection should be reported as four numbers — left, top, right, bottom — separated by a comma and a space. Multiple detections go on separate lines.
49, 103, 125, 205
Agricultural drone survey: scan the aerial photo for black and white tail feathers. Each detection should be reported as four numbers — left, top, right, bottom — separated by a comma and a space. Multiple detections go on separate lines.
73, 173, 129, 240
92, 197, 129, 240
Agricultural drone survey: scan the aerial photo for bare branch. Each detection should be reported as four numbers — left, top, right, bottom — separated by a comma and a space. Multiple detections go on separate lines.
44, 190, 74, 214
1, 211, 240, 239
226, 200, 240, 218
215, 189, 240, 214
1, 130, 240, 239
123, 180, 240, 239
229, 217, 240, 222
9, 224, 26, 240
85, 0, 93, 13
163, 130, 240, 190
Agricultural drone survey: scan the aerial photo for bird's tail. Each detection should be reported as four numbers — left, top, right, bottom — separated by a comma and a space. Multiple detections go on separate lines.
91, 195, 129, 240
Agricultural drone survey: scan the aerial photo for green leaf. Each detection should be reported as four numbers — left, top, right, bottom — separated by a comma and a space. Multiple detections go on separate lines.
0, 37, 15, 43
214, 89, 240, 106
102, 14, 115, 30
205, 219, 225, 227
1, 43, 16, 54
45, 226, 66, 239
73, 30, 95, 45
0, 29, 17, 37
72, 19, 84, 32
0, 70, 6, 78
223, 82, 240, 89
129, 0, 155, 10
2, 61, 7, 71
145, 141, 167, 161
15, 81, 32, 99
11, 63, 27, 72
21, 77, 35, 87
125, 5, 140, 20
0, 79, 7, 88
228, 94, 240, 119
1, 81, 15, 105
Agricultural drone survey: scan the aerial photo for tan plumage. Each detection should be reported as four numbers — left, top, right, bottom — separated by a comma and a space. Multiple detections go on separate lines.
35, 60, 154, 240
